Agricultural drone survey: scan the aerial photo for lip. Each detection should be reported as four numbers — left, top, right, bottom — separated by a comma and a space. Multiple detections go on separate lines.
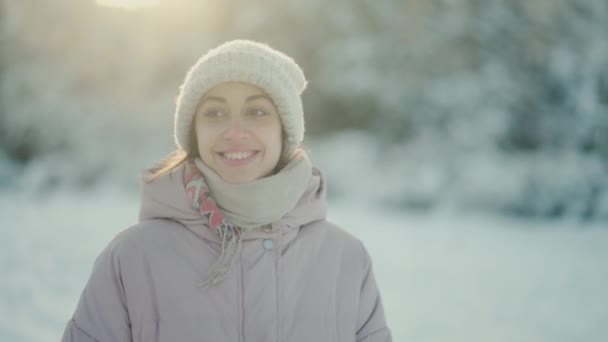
218, 147, 258, 153
216, 150, 260, 167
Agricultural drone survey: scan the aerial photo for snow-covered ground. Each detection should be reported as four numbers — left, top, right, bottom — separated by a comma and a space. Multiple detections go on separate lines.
1, 185, 607, 341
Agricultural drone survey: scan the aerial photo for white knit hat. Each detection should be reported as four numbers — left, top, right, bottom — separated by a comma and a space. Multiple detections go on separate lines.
174, 39, 307, 160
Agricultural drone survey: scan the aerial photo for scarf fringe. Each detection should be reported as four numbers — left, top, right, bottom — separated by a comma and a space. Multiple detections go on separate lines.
184, 160, 244, 289
198, 225, 243, 289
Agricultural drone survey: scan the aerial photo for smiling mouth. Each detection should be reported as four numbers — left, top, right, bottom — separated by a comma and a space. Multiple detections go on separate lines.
220, 151, 256, 160
217, 150, 260, 166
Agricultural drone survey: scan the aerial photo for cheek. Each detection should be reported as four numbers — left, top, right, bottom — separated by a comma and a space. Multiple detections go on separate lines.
195, 126, 215, 154
267, 122, 283, 157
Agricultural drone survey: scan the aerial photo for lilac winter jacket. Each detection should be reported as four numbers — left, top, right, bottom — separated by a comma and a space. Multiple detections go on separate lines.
62, 165, 392, 342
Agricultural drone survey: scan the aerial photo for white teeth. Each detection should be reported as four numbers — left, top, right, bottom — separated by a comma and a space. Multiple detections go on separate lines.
223, 151, 254, 160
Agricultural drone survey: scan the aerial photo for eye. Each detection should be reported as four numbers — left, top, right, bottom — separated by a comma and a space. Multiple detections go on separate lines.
248, 108, 268, 117
203, 109, 225, 118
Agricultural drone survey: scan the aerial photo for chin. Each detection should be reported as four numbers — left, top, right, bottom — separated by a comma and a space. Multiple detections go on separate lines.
221, 172, 261, 184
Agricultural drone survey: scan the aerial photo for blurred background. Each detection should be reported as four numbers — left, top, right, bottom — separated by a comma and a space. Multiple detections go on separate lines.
1, 0, 607, 341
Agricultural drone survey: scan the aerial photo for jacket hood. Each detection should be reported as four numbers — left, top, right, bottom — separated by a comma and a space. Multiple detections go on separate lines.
138, 162, 328, 244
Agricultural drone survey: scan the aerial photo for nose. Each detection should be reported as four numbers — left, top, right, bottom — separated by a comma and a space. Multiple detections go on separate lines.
223, 121, 250, 141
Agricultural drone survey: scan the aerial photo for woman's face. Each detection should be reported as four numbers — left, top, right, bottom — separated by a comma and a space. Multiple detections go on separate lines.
194, 82, 283, 184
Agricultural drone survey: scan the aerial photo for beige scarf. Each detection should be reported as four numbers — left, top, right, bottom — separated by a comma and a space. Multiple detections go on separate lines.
194, 153, 312, 229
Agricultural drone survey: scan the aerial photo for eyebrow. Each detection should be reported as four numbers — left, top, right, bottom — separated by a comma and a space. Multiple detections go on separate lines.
199, 94, 274, 106
246, 94, 273, 103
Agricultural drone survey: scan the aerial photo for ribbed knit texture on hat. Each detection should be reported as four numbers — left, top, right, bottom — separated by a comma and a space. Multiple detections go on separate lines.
174, 40, 307, 159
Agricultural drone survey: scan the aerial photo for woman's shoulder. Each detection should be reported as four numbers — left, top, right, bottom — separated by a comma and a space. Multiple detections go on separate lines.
118, 218, 183, 239
101, 219, 188, 257
301, 219, 370, 260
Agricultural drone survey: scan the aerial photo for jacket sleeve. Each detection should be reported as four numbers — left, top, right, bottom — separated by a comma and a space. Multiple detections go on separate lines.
62, 236, 132, 342
355, 241, 393, 342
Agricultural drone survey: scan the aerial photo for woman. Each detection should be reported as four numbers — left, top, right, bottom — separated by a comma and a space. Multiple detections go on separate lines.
62, 39, 392, 342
